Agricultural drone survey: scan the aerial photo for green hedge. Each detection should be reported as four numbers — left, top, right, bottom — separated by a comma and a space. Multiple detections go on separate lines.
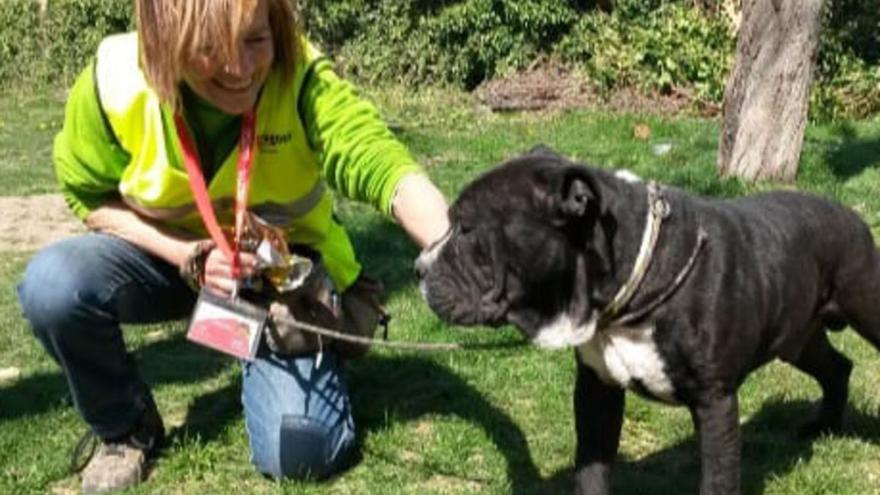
305, 0, 878, 119
0, 0, 132, 89
308, 0, 590, 89
0, 0, 43, 87
812, 0, 880, 120
556, 3, 734, 101
1, 0, 877, 120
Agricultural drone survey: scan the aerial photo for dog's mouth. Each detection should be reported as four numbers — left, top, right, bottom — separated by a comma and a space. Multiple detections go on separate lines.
420, 277, 507, 327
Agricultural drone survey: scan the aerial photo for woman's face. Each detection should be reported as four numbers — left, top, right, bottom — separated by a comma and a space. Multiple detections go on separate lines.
183, 0, 274, 115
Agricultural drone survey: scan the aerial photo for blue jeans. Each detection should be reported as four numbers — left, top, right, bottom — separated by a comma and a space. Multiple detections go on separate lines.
17, 233, 356, 479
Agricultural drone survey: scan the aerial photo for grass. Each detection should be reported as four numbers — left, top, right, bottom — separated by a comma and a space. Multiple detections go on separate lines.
2, 84, 880, 494
0, 89, 66, 196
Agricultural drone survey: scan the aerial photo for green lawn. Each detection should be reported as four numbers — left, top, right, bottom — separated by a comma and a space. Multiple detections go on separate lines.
0, 90, 66, 196
2, 86, 880, 494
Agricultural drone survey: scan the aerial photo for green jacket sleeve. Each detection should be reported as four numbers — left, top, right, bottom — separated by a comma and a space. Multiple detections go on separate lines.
53, 61, 130, 220
298, 50, 424, 217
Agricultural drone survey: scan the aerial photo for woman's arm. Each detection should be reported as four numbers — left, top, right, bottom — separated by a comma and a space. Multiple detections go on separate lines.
298, 44, 450, 248
86, 202, 257, 296
85, 201, 197, 267
391, 173, 450, 249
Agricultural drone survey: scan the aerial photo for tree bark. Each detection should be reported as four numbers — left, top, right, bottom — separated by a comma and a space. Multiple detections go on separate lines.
717, 0, 825, 182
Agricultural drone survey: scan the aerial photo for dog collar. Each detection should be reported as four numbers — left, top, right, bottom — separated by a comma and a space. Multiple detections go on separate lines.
598, 182, 707, 329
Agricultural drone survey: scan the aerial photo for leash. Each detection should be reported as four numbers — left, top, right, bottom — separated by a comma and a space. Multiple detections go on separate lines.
271, 313, 525, 352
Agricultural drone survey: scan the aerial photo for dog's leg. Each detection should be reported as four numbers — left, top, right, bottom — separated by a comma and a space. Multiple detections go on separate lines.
689, 392, 741, 495
573, 357, 625, 495
834, 246, 880, 350
784, 330, 852, 436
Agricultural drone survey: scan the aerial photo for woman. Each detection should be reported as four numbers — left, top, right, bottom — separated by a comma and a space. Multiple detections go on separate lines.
17, 0, 449, 493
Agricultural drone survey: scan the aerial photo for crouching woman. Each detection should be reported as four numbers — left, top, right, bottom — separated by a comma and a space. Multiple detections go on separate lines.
17, 0, 448, 492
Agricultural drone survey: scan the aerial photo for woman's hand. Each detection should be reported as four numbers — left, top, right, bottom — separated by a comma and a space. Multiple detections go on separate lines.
85, 203, 259, 296
202, 247, 260, 297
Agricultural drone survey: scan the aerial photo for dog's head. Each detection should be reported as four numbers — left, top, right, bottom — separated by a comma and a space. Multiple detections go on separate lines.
416, 146, 609, 347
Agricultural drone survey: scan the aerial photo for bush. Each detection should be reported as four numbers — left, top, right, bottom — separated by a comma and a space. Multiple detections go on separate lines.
328, 0, 582, 89
1, 0, 877, 120
0, 0, 44, 87
42, 0, 133, 84
306, 0, 877, 119
309, 0, 738, 97
0, 0, 132, 90
302, 0, 373, 53
556, 4, 734, 100
811, 0, 880, 120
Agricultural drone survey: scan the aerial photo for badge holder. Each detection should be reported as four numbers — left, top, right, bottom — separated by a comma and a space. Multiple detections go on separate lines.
186, 288, 267, 361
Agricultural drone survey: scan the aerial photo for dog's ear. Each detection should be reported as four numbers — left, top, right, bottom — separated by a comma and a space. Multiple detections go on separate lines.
559, 166, 601, 220
561, 174, 591, 217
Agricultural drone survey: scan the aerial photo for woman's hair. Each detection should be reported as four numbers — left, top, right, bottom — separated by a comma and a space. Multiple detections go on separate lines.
136, 0, 301, 108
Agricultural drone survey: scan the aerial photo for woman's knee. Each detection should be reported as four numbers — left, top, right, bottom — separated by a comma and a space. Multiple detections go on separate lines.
18, 239, 98, 332
250, 413, 356, 480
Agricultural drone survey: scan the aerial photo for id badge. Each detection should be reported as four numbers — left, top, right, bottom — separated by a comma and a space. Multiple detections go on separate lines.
186, 288, 267, 361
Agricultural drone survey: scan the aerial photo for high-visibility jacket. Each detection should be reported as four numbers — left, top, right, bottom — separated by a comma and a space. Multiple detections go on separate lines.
55, 32, 423, 290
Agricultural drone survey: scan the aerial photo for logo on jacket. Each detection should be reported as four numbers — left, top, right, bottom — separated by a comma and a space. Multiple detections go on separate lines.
258, 132, 293, 153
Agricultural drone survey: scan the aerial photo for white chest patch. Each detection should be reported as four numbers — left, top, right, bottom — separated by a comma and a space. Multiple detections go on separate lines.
531, 313, 599, 349
576, 324, 677, 403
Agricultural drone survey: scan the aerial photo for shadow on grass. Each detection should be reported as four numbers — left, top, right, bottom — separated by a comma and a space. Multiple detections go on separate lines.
0, 370, 71, 421
342, 216, 551, 491
342, 214, 421, 296
544, 398, 880, 495
347, 354, 547, 495
822, 123, 880, 180
0, 333, 235, 425
165, 381, 243, 446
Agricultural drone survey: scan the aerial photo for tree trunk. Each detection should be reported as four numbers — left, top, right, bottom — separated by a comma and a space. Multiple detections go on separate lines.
717, 0, 825, 182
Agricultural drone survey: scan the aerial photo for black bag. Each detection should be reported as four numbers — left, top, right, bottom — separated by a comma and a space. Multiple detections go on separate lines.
234, 213, 388, 359
255, 263, 387, 359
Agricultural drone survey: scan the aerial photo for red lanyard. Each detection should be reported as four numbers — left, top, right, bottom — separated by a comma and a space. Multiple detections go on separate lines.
175, 110, 256, 279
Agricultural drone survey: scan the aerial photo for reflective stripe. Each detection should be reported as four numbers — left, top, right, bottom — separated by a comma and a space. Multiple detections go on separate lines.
123, 180, 326, 223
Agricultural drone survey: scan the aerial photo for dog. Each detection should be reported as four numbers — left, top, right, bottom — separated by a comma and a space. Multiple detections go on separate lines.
415, 146, 880, 495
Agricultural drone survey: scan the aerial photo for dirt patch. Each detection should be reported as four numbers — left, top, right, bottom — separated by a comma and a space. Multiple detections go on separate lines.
475, 60, 720, 117
476, 62, 594, 112
0, 194, 85, 252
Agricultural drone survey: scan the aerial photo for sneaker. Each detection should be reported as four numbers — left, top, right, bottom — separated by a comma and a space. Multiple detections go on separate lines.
75, 403, 165, 494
